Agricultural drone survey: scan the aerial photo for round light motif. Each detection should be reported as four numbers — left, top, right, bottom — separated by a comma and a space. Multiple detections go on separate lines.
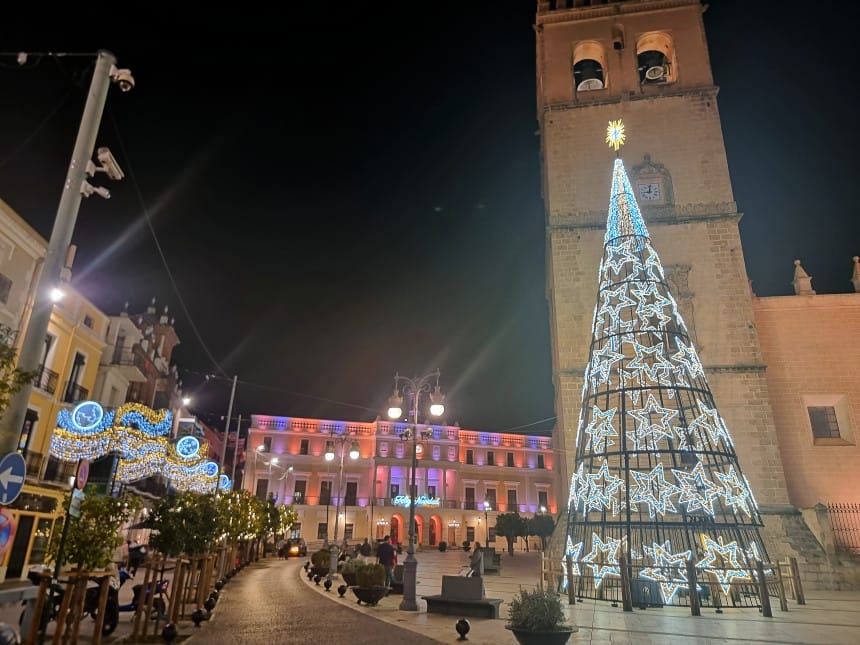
176, 435, 200, 459
202, 461, 219, 477
71, 401, 104, 431
219, 474, 230, 489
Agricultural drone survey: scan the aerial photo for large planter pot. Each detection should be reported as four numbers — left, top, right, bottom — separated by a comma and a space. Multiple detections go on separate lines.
505, 626, 576, 645
310, 566, 329, 578
350, 585, 388, 606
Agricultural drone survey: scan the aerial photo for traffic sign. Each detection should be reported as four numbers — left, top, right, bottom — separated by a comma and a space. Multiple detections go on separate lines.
0, 452, 27, 505
69, 489, 85, 518
76, 458, 89, 490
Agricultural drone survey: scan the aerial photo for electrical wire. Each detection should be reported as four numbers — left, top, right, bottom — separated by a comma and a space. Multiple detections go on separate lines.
0, 88, 73, 171
107, 110, 229, 379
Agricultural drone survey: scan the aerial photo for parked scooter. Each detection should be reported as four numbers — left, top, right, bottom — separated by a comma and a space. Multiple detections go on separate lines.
119, 576, 169, 618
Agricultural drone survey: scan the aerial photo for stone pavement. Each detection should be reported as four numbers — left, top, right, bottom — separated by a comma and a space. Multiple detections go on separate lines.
300, 547, 860, 645
1, 549, 859, 643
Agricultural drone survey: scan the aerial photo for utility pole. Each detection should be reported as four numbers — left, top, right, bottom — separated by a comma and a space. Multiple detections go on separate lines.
0, 50, 130, 456
219, 375, 237, 474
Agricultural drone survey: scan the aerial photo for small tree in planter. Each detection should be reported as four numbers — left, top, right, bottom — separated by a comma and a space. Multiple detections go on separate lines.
505, 586, 577, 645
495, 512, 526, 556
352, 563, 387, 605
462, 540, 471, 552
438, 541, 447, 552
310, 548, 330, 576
340, 557, 367, 586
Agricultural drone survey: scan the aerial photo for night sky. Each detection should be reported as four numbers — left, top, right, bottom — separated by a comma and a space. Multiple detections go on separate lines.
1, 2, 857, 435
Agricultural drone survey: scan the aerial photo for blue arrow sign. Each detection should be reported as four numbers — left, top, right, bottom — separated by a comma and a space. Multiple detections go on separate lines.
0, 452, 26, 505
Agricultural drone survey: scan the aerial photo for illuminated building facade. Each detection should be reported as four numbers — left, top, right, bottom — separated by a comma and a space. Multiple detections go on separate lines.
244, 415, 557, 548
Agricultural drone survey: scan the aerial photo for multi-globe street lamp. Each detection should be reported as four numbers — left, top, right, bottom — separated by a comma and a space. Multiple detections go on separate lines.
387, 369, 445, 611
324, 430, 359, 577
483, 501, 492, 544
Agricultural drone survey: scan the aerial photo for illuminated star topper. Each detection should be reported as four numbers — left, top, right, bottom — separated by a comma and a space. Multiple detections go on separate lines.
606, 119, 626, 152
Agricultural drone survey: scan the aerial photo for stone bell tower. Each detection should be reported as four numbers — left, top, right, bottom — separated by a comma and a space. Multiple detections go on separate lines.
535, 0, 799, 546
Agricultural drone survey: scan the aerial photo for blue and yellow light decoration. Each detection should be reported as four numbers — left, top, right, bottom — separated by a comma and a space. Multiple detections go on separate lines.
51, 401, 223, 493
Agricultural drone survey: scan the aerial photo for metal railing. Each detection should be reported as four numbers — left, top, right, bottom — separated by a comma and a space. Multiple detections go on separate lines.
62, 382, 89, 403
34, 365, 59, 395
827, 503, 860, 554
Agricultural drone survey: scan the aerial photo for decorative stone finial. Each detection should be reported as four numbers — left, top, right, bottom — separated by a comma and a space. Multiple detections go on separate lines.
792, 259, 815, 295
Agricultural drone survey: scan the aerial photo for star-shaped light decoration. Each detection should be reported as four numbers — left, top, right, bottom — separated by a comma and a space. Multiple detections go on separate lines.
696, 534, 751, 594
640, 542, 693, 604
569, 462, 589, 514
589, 345, 625, 389
581, 533, 621, 588
630, 463, 680, 518
672, 461, 720, 515
643, 248, 665, 281
585, 460, 625, 514
597, 284, 637, 326
603, 238, 641, 278
606, 119, 626, 152
584, 406, 618, 454
627, 341, 674, 383
715, 465, 752, 518
626, 394, 678, 451
560, 536, 583, 590
672, 338, 704, 381
688, 399, 733, 448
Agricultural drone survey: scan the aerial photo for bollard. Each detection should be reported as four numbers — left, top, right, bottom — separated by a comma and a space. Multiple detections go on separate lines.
618, 552, 632, 612
756, 560, 772, 618
565, 554, 576, 605
686, 559, 701, 617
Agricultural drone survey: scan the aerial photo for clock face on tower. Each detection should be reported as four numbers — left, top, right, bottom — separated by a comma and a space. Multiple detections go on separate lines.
638, 182, 661, 201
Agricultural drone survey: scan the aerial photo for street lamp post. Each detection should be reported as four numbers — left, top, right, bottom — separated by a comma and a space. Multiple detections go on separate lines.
324, 431, 359, 578
387, 369, 445, 612
484, 501, 492, 544
0, 50, 134, 455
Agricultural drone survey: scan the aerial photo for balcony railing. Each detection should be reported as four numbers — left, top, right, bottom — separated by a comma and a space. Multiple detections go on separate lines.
109, 347, 138, 366
62, 382, 89, 404
34, 365, 59, 395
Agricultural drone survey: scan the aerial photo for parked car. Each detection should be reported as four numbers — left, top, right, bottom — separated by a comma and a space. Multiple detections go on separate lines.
284, 538, 307, 558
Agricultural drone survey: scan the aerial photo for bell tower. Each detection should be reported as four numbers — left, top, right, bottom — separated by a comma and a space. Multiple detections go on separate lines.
535, 0, 792, 518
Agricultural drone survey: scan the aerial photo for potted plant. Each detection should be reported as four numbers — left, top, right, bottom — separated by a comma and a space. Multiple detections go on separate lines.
351, 562, 387, 606
438, 541, 448, 552
462, 540, 471, 552
340, 557, 367, 586
505, 586, 577, 645
310, 548, 330, 578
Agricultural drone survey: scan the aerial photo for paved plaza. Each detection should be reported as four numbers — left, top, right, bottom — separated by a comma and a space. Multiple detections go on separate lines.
1, 548, 859, 643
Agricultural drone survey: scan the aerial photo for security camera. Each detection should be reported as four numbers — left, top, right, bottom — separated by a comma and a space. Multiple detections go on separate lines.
96, 147, 125, 181
81, 181, 111, 199
110, 66, 135, 92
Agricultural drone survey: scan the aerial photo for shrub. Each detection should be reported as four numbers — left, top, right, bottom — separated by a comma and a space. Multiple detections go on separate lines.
507, 587, 569, 632
438, 541, 448, 552
342, 558, 368, 574
311, 548, 330, 569
356, 563, 386, 587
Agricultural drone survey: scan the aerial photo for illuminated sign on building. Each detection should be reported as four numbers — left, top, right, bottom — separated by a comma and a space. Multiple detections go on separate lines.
391, 495, 441, 508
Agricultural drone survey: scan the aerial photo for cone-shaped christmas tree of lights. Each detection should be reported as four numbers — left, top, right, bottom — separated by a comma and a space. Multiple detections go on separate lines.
562, 120, 769, 606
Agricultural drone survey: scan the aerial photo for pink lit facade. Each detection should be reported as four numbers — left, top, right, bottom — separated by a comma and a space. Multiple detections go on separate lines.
244, 414, 558, 548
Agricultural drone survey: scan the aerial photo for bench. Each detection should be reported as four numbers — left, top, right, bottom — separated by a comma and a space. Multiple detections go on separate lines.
423, 575, 503, 619
481, 547, 502, 574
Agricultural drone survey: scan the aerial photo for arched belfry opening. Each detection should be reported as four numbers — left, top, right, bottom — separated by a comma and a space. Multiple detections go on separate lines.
573, 41, 606, 92
636, 32, 675, 84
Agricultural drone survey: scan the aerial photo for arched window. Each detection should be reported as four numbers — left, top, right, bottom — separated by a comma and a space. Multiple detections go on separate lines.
572, 41, 607, 92
636, 32, 676, 84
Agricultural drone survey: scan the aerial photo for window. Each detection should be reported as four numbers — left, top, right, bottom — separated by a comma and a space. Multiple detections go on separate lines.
432, 444, 441, 460
293, 480, 307, 504
320, 480, 332, 505
804, 394, 854, 445
538, 491, 549, 511
291, 522, 302, 539
485, 488, 497, 508
428, 485, 436, 498
466, 450, 474, 465
390, 484, 400, 498
506, 452, 515, 467
809, 406, 840, 439
345, 481, 357, 506
488, 527, 496, 542
255, 479, 268, 500
262, 436, 273, 452
507, 489, 518, 512
344, 524, 354, 540
466, 526, 475, 542
465, 487, 476, 510
299, 439, 309, 455
487, 451, 495, 466
83, 314, 93, 328
537, 454, 545, 469
0, 273, 12, 304
317, 523, 328, 540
